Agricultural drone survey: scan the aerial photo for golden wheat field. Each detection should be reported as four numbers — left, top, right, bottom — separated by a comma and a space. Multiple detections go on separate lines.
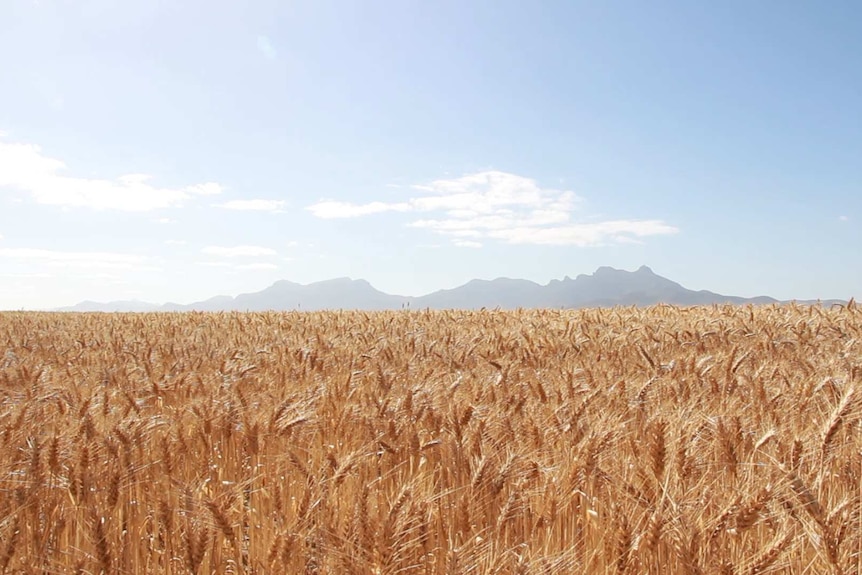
0, 304, 861, 574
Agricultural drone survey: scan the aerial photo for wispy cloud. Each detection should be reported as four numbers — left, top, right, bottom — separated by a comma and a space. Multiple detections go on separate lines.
306, 170, 678, 247
307, 200, 411, 218
257, 35, 277, 60
196, 261, 279, 271
164, 239, 187, 246
215, 199, 286, 212
0, 272, 53, 279
487, 220, 679, 246
839, 215, 849, 222
453, 239, 483, 248
0, 248, 149, 269
238, 262, 278, 270
201, 245, 277, 258
0, 137, 223, 211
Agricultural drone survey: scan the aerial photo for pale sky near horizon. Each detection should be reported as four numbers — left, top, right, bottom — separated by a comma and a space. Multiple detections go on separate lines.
1, 0, 860, 309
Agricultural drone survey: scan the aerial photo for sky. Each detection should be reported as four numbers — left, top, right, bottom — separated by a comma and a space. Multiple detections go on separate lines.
1, 0, 860, 309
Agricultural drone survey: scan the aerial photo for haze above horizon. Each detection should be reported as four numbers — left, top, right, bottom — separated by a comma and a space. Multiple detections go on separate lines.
1, 1, 860, 310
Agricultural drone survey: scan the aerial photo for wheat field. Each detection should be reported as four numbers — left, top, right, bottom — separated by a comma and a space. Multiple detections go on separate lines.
0, 304, 860, 574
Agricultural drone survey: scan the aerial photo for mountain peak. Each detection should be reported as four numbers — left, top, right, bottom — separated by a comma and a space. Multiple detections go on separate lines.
318, 277, 373, 288
56, 266, 807, 312
588, 265, 655, 278
594, 266, 619, 275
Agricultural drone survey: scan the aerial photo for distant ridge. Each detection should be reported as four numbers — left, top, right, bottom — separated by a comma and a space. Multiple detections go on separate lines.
54, 266, 845, 312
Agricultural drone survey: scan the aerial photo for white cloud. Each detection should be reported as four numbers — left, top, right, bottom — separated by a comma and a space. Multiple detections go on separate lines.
0, 248, 148, 269
308, 172, 574, 221
306, 170, 677, 246
196, 261, 278, 271
215, 199, 286, 212
839, 215, 849, 222
257, 35, 276, 60
201, 245, 277, 258
156, 217, 176, 224
307, 200, 411, 219
164, 239, 187, 246
453, 239, 482, 248
0, 138, 223, 211
410, 171, 579, 215
444, 230, 483, 238
0, 272, 53, 279
238, 262, 278, 270
487, 220, 679, 246
184, 183, 222, 196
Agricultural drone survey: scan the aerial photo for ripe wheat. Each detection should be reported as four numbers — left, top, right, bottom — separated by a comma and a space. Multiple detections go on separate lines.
0, 302, 860, 573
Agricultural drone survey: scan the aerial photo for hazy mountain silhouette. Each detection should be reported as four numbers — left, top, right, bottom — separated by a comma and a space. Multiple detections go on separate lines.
55, 266, 843, 312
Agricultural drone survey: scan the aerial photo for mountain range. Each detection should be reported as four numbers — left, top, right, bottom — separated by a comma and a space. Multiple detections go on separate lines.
55, 266, 845, 312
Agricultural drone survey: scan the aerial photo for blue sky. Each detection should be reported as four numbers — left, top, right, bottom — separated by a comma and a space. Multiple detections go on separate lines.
0, 0, 859, 309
